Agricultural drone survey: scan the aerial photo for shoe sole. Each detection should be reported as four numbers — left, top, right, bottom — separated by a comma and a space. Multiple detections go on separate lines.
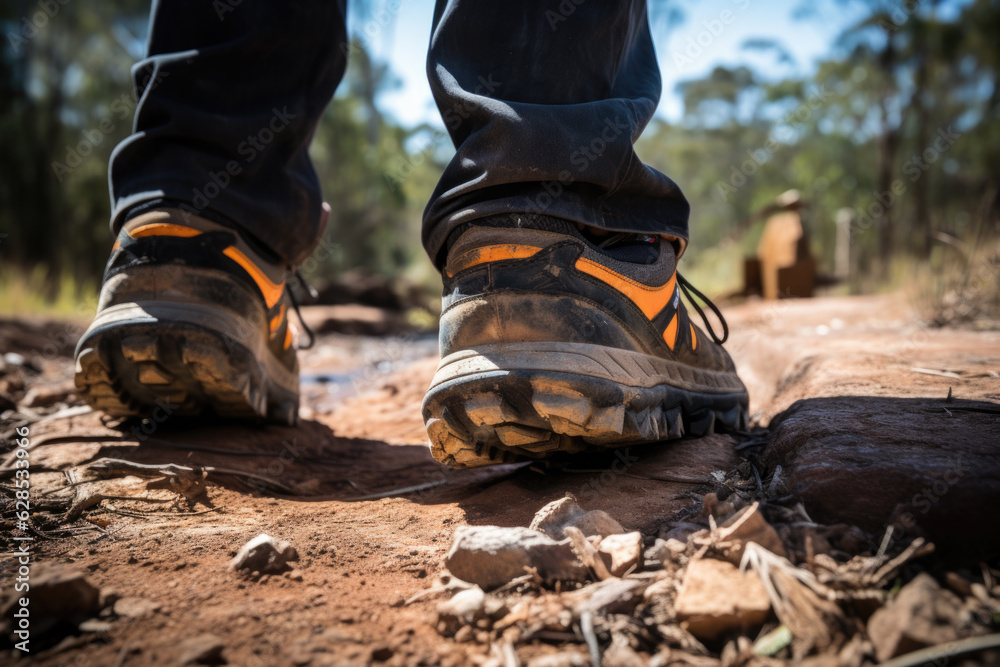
422, 342, 748, 468
74, 301, 299, 425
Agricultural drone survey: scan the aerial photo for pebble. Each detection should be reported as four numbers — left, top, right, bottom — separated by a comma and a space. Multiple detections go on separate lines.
229, 534, 299, 575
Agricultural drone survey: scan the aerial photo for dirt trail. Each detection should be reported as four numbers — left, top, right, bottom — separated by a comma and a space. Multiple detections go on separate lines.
1, 294, 998, 666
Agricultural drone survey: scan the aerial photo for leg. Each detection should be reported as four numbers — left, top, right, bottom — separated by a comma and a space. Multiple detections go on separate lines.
76, 1, 347, 424
422, 0, 689, 267
110, 0, 347, 266
421, 1, 748, 468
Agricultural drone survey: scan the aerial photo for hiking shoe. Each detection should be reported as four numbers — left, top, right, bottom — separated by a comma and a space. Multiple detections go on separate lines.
74, 208, 307, 425
422, 214, 749, 468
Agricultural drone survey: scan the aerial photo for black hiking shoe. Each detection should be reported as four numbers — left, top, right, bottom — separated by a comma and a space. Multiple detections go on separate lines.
74, 209, 305, 425
422, 214, 749, 468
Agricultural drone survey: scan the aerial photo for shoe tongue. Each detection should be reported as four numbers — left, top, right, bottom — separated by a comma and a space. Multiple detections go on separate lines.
589, 232, 661, 265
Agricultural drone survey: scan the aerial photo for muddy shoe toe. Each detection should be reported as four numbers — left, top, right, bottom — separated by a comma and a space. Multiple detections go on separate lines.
74, 209, 304, 425
422, 214, 749, 468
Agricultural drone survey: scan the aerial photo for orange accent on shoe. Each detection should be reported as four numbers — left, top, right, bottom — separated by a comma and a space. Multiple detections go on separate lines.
283, 326, 293, 350
269, 303, 287, 335
111, 239, 121, 251
127, 222, 204, 239
222, 246, 285, 309
575, 259, 678, 321
664, 313, 679, 350
690, 324, 698, 350
446, 244, 542, 277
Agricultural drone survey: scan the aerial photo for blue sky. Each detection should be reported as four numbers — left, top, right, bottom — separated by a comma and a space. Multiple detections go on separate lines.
353, 0, 872, 129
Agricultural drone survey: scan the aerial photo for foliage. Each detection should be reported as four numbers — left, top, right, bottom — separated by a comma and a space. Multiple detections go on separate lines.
0, 0, 997, 310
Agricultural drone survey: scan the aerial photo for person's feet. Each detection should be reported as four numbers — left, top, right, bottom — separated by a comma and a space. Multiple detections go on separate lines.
422, 214, 749, 468
74, 209, 302, 425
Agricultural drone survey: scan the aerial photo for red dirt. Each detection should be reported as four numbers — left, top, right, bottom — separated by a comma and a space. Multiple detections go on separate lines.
1, 294, 998, 665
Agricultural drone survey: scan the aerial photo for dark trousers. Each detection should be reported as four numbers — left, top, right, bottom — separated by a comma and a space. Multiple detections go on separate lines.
110, 0, 690, 269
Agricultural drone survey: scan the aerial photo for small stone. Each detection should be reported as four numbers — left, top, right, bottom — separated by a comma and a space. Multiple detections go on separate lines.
229, 534, 299, 575
79, 618, 112, 633
177, 633, 226, 665
565, 578, 647, 616
529, 494, 625, 540
453, 625, 474, 643
715, 502, 787, 564
437, 586, 486, 635
444, 525, 587, 590
867, 573, 964, 662
597, 532, 642, 577
287, 569, 304, 582
675, 558, 771, 640
644, 538, 687, 567
114, 597, 162, 618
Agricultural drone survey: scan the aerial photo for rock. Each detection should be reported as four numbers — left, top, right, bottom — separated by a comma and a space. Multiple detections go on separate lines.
565, 578, 647, 616
78, 618, 112, 633
675, 558, 771, 640
713, 502, 787, 564
760, 396, 1000, 555
529, 494, 625, 540
644, 538, 687, 567
436, 586, 486, 635
114, 597, 162, 618
597, 532, 643, 577
867, 573, 965, 661
444, 588, 507, 633
229, 534, 299, 575
444, 526, 587, 590
177, 633, 227, 665
0, 568, 100, 637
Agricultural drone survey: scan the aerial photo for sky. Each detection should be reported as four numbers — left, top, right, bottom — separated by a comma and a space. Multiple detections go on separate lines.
352, 0, 872, 129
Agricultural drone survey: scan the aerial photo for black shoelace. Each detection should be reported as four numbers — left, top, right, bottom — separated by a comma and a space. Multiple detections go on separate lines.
677, 273, 729, 345
288, 269, 317, 350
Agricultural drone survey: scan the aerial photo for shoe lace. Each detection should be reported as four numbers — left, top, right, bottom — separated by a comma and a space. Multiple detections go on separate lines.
677, 273, 729, 345
288, 269, 317, 350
